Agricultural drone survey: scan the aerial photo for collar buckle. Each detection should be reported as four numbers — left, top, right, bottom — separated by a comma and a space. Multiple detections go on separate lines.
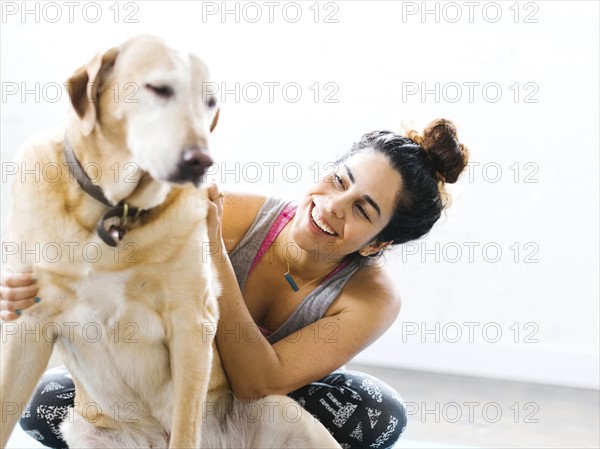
63, 135, 149, 247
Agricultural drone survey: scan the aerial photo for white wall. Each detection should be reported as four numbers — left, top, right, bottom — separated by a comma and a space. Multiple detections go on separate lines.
1, 1, 598, 389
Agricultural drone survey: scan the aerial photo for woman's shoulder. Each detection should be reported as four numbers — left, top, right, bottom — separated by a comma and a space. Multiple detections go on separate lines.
328, 263, 402, 322
221, 191, 269, 251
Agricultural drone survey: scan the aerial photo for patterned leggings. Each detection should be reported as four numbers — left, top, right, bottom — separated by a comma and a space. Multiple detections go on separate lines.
20, 366, 407, 449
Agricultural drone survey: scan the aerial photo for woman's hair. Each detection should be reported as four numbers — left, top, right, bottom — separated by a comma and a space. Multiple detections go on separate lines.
338, 118, 470, 255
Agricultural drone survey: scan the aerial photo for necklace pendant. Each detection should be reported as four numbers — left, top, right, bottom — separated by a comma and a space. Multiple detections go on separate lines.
283, 272, 300, 292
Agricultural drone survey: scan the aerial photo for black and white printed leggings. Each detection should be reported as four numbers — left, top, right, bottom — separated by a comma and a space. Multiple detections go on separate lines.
20, 366, 407, 449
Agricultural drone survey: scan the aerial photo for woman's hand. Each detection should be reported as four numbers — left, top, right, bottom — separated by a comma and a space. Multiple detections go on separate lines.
0, 270, 39, 321
206, 181, 225, 245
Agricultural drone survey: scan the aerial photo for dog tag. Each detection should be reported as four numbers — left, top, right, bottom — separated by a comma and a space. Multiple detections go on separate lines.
108, 225, 126, 242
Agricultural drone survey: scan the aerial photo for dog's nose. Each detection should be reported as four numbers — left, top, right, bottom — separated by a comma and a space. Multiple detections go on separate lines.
183, 147, 213, 170
170, 146, 214, 186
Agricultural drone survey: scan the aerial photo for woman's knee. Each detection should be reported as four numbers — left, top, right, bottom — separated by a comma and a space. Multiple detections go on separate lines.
19, 366, 74, 449
345, 370, 408, 445
375, 390, 408, 446
289, 369, 408, 448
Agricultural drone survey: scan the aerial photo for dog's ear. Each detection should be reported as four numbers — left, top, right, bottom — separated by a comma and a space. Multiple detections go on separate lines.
210, 108, 220, 133
65, 47, 119, 136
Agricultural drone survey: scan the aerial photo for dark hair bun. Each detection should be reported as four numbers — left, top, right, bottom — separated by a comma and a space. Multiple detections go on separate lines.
408, 119, 469, 183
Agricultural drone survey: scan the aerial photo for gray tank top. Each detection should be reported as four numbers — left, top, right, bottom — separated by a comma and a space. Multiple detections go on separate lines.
229, 196, 361, 344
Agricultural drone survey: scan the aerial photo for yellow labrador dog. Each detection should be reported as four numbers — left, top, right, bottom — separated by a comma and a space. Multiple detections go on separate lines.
0, 35, 341, 449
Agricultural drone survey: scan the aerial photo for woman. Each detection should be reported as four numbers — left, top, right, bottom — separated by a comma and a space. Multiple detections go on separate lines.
0, 118, 469, 449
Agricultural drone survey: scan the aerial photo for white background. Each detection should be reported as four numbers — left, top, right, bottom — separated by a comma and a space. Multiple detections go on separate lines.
1, 1, 598, 389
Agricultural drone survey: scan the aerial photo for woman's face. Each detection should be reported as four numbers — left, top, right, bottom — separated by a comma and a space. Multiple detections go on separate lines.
293, 150, 403, 259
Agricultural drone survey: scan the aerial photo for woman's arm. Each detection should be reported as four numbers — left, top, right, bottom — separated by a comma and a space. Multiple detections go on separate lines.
209, 229, 401, 399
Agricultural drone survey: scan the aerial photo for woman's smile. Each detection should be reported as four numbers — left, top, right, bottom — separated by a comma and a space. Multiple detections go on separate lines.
308, 202, 339, 237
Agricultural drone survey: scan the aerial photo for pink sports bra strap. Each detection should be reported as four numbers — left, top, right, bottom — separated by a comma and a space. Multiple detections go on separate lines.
248, 202, 297, 275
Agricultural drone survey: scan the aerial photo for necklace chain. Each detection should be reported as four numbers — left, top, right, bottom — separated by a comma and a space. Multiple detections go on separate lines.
283, 220, 335, 292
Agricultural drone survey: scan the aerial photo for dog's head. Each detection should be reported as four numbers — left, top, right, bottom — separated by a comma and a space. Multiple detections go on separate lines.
66, 35, 219, 186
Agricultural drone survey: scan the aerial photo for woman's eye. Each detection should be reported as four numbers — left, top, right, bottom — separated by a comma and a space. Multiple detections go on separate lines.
356, 205, 370, 220
334, 174, 344, 187
145, 84, 174, 99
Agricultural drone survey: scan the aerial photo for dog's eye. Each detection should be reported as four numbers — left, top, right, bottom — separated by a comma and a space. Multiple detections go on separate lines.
207, 96, 217, 108
145, 84, 174, 99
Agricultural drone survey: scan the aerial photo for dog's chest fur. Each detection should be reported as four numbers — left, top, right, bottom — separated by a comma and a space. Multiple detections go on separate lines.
56, 269, 177, 430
